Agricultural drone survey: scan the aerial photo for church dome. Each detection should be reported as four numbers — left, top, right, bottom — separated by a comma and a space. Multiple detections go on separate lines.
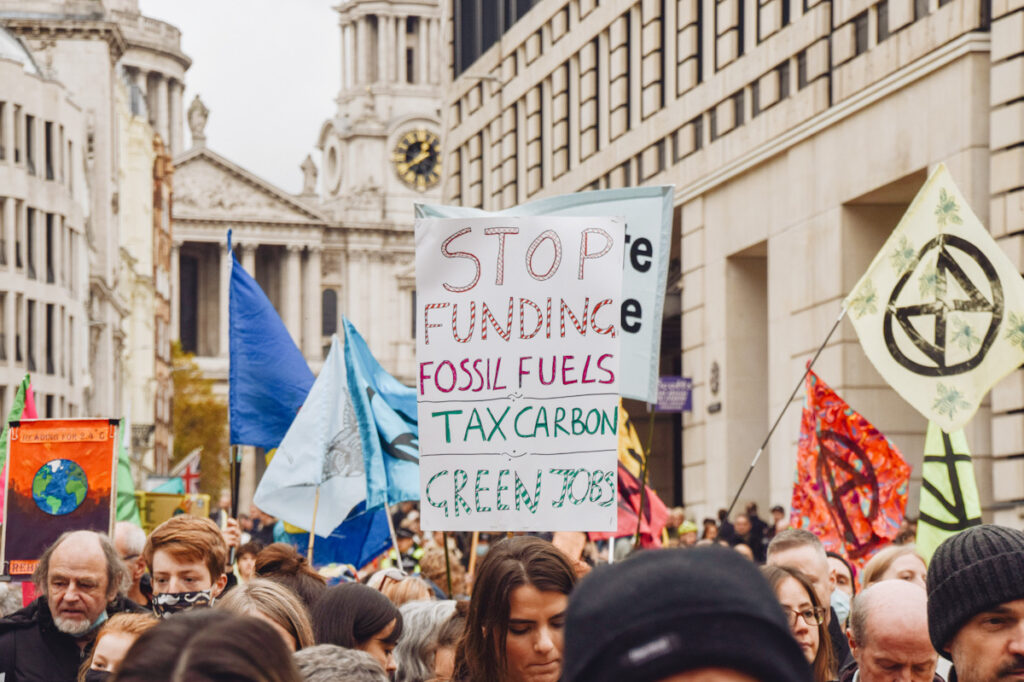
0, 25, 40, 75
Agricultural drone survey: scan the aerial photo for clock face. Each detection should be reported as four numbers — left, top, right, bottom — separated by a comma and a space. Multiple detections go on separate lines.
392, 129, 441, 191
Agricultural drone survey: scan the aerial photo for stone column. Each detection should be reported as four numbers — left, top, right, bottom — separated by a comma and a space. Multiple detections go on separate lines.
429, 18, 440, 84
356, 17, 368, 84
418, 17, 429, 85
284, 244, 303, 344
303, 246, 323, 358
396, 16, 407, 83
219, 241, 231, 356
170, 240, 180, 342
3, 198, 13, 270
155, 74, 170, 144
377, 15, 389, 82
168, 80, 183, 155
240, 242, 256, 275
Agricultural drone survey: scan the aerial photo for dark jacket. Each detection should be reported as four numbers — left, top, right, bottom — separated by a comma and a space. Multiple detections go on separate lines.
0, 595, 144, 682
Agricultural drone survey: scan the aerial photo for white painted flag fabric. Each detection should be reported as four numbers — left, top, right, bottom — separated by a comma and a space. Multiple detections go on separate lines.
253, 335, 367, 537
845, 163, 1024, 432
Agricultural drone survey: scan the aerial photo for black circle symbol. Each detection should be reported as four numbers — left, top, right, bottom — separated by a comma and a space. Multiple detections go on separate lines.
815, 429, 882, 559
883, 234, 1003, 377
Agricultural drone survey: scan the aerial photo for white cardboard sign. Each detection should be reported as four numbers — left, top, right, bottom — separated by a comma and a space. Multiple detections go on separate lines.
415, 216, 623, 531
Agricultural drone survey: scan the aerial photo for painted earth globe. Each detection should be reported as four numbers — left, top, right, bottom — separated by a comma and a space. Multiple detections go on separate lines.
31, 459, 88, 515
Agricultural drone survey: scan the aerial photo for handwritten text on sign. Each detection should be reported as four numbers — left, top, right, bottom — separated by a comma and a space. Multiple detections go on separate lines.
415, 216, 623, 531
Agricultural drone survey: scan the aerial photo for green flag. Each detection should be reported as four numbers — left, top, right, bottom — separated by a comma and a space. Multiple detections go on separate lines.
116, 418, 142, 525
0, 375, 31, 473
917, 421, 982, 561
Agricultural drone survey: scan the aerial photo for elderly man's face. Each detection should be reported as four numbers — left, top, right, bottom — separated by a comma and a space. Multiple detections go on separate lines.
767, 545, 834, 623
948, 598, 1024, 682
852, 599, 937, 682
47, 534, 112, 636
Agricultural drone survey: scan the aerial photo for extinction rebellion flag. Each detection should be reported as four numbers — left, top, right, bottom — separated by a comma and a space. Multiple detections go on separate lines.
844, 163, 1024, 432
791, 370, 910, 564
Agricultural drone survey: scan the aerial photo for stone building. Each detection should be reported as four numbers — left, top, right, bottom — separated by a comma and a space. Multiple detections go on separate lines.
442, 0, 1024, 526
171, 0, 443, 507
0, 25, 89, 418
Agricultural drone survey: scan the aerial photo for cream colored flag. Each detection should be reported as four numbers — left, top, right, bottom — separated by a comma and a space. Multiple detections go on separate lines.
845, 163, 1024, 432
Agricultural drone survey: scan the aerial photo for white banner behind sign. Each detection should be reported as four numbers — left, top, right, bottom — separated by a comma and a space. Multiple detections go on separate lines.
416, 186, 673, 403
416, 216, 623, 531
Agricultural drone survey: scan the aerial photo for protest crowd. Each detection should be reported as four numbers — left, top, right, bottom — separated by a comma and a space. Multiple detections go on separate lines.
0, 497, 1020, 682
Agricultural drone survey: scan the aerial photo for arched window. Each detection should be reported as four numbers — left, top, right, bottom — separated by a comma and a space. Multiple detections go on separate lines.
322, 289, 338, 336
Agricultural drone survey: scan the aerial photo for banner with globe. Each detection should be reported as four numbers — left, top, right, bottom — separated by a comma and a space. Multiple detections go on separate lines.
2, 419, 118, 575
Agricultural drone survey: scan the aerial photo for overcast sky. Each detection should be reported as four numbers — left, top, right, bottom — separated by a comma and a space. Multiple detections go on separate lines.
138, 0, 341, 194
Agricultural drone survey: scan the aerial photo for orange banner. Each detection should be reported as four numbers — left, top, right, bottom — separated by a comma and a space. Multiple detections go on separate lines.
2, 419, 117, 573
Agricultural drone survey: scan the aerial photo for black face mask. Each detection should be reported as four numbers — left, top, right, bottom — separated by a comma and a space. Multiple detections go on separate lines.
83, 669, 111, 682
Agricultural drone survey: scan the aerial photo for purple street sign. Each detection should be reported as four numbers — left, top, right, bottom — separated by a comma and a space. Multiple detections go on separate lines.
656, 376, 692, 412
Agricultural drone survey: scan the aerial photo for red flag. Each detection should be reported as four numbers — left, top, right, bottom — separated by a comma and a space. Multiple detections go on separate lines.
589, 461, 670, 547
791, 369, 910, 566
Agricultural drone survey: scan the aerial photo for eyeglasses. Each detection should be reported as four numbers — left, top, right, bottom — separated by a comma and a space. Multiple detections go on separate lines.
783, 606, 827, 628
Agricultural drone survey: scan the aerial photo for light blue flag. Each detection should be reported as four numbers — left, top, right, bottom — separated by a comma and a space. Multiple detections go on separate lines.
254, 336, 368, 537
342, 317, 419, 507
416, 186, 673, 403
228, 230, 315, 450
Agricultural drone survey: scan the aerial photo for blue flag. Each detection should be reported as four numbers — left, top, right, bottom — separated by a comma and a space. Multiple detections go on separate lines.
228, 231, 315, 450
342, 317, 419, 507
279, 501, 392, 569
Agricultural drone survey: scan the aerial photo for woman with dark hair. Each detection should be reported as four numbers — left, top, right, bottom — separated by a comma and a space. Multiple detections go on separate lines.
113, 610, 302, 682
311, 583, 403, 676
254, 543, 327, 610
453, 535, 577, 682
762, 565, 837, 682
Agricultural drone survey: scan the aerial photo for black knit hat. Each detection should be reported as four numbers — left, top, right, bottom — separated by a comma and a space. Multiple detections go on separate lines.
927, 524, 1024, 658
563, 545, 813, 682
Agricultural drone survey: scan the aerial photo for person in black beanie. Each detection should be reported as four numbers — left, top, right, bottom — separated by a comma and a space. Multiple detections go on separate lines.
926, 524, 1024, 682
563, 545, 814, 682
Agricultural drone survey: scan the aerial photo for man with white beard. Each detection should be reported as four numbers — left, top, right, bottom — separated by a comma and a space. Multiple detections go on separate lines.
0, 530, 143, 681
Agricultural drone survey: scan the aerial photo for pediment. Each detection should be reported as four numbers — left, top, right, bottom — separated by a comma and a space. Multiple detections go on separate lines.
173, 148, 324, 224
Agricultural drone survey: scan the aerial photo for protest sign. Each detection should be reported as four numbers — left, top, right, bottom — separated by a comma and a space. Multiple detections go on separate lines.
417, 186, 672, 403
416, 216, 623, 531
2, 419, 118, 575
134, 491, 211, 534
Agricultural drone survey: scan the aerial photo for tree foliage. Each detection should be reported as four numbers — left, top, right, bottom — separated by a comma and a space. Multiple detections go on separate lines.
172, 342, 227, 496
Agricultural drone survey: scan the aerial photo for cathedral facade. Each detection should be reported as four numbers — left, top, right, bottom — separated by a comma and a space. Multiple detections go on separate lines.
171, 0, 443, 506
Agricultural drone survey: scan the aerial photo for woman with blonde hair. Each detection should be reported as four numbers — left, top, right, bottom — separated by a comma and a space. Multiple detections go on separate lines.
860, 543, 927, 589
216, 577, 315, 651
77, 612, 158, 681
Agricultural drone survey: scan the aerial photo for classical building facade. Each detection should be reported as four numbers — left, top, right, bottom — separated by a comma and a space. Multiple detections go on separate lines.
171, 0, 443, 507
0, 25, 89, 419
442, 0, 1024, 526
0, 0, 187, 479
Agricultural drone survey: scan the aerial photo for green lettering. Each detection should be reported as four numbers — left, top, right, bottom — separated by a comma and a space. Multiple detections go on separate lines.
496, 469, 511, 511
474, 469, 492, 512
514, 470, 542, 513
453, 469, 472, 517
431, 410, 463, 443
463, 409, 486, 441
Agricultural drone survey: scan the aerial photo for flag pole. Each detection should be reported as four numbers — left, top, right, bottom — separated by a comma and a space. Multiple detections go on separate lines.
383, 500, 404, 574
725, 306, 847, 517
633, 408, 657, 549
307, 485, 321, 563
442, 531, 454, 597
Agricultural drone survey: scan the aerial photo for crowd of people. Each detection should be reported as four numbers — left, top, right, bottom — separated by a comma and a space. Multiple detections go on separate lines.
0, 501, 1020, 682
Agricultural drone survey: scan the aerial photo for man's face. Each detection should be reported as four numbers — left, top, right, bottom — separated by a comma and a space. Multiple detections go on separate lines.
948, 598, 1024, 682
151, 548, 224, 597
734, 516, 751, 535
852, 609, 937, 682
767, 545, 834, 622
47, 534, 112, 636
